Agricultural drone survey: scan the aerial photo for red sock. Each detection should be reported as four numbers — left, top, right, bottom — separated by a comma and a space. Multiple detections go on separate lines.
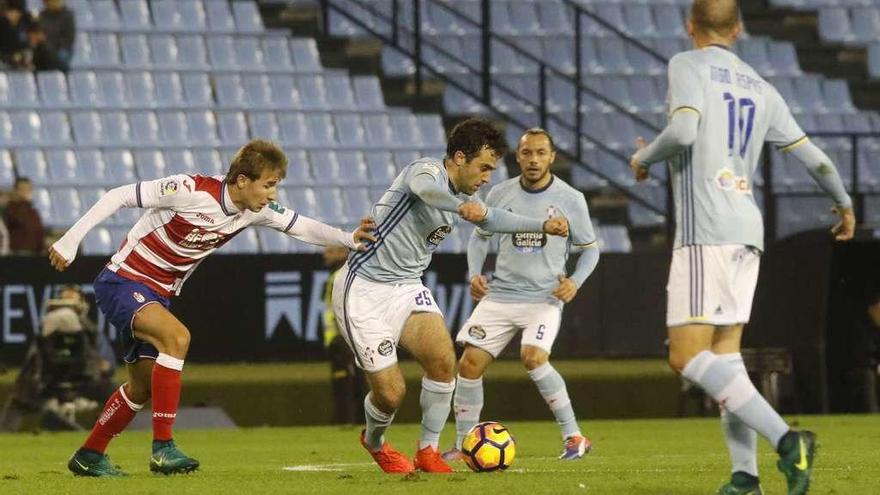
152, 353, 184, 442
82, 385, 142, 454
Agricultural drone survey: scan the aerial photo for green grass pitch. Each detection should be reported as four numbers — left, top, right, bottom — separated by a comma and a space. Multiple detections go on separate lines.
0, 415, 878, 494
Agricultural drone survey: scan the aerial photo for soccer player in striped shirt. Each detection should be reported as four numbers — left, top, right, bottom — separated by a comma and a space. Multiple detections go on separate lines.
630, 1, 855, 494
50, 140, 376, 477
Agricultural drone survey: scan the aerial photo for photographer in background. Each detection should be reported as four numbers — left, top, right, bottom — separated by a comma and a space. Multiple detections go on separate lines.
0, 285, 116, 431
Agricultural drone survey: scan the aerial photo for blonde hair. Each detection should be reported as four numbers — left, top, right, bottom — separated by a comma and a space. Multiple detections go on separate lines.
226, 139, 288, 184
690, 0, 740, 37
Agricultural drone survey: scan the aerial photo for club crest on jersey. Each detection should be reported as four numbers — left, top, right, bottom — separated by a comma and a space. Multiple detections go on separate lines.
426, 225, 452, 246
160, 180, 179, 196
377, 339, 394, 356
132, 292, 146, 303
715, 168, 750, 193
468, 325, 486, 340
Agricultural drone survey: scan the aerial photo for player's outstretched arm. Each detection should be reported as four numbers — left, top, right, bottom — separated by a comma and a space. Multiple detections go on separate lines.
467, 230, 492, 301
49, 183, 141, 270
285, 214, 376, 251
630, 109, 699, 181
471, 205, 568, 237
787, 140, 855, 241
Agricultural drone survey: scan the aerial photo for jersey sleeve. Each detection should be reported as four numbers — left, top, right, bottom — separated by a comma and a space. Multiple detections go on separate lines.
667, 53, 704, 116
250, 200, 299, 232
765, 88, 808, 152
474, 187, 499, 238
135, 175, 198, 210
406, 160, 446, 186
568, 193, 597, 247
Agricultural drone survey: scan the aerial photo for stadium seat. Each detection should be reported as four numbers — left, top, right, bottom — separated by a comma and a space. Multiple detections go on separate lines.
257, 228, 295, 254
186, 110, 220, 146
125, 72, 156, 108
309, 150, 344, 185
285, 149, 314, 186
235, 37, 266, 71
0, 150, 14, 187
214, 73, 246, 108
157, 111, 189, 145
362, 113, 394, 147
818, 8, 854, 44
277, 112, 308, 146
263, 36, 293, 72
776, 196, 838, 238
850, 7, 880, 43
30, 187, 52, 226
119, 0, 152, 31
134, 149, 167, 179
767, 41, 802, 76
870, 43, 880, 80
206, 0, 236, 33
417, 114, 446, 148
8, 72, 39, 108
306, 113, 336, 146
290, 38, 322, 72
242, 74, 273, 108
45, 149, 79, 186
538, 1, 574, 36
248, 111, 282, 142
191, 148, 224, 176
390, 112, 424, 147
342, 187, 373, 223
15, 149, 49, 185
101, 111, 133, 146
96, 71, 128, 108
364, 150, 397, 186
163, 149, 196, 176
36, 71, 70, 108
266, 74, 299, 109
127, 111, 160, 147
49, 187, 83, 228
90, 33, 122, 68
181, 72, 213, 107
41, 111, 73, 145
295, 74, 328, 110
333, 113, 367, 148
102, 149, 139, 185
335, 150, 371, 185
153, 0, 207, 33
82, 227, 115, 255
654, 4, 686, 37
823, 79, 858, 114
314, 186, 345, 223
177, 34, 209, 70
149, 35, 179, 69
231, 1, 264, 33
599, 225, 632, 253
120, 34, 151, 68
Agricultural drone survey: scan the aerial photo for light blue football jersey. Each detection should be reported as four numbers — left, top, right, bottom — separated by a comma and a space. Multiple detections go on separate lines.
349, 157, 470, 284
478, 176, 596, 305
666, 45, 807, 251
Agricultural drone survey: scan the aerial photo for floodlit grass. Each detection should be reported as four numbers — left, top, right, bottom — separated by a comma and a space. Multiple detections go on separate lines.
1, 415, 877, 494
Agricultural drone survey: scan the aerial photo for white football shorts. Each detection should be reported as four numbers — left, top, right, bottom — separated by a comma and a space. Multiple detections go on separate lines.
332, 263, 442, 372
666, 244, 761, 327
456, 299, 562, 358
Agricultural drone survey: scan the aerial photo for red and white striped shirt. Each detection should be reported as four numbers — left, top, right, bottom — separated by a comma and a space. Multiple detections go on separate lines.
53, 174, 356, 297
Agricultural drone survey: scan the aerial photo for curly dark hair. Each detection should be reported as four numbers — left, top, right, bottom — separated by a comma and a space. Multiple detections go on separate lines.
446, 118, 508, 161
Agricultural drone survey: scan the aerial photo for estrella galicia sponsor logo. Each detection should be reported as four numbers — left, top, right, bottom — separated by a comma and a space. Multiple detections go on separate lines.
512, 232, 547, 253
468, 325, 486, 340
426, 225, 453, 246
377, 339, 394, 356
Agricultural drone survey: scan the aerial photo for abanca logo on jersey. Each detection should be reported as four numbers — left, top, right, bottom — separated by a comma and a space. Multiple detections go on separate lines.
715, 168, 751, 193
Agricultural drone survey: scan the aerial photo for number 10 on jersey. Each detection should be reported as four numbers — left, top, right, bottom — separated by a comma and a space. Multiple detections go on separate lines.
723, 92, 756, 158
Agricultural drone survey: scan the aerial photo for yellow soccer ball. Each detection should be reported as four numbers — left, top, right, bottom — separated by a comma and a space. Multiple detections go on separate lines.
461, 421, 516, 472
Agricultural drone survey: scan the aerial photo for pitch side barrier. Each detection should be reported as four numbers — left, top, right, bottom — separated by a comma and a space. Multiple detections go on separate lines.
0, 253, 668, 364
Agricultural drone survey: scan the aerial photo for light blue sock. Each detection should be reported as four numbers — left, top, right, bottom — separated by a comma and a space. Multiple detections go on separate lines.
453, 375, 483, 449
419, 377, 455, 450
682, 351, 789, 448
364, 393, 394, 452
528, 362, 581, 439
719, 353, 758, 476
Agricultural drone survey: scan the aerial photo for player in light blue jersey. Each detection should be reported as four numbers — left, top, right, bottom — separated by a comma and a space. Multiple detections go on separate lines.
630, 1, 856, 494
442, 129, 600, 463
331, 118, 569, 474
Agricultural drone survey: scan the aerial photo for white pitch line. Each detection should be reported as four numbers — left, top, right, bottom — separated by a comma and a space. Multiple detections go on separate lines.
283, 462, 374, 472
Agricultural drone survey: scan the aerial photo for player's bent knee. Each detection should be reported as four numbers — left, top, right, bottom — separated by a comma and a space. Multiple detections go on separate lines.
520, 348, 549, 371
162, 326, 191, 356
123, 381, 150, 404
374, 384, 405, 411
668, 351, 693, 375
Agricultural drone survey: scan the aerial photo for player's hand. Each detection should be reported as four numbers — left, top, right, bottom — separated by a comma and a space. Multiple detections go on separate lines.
543, 216, 569, 237
831, 206, 855, 241
352, 216, 377, 251
630, 137, 649, 182
552, 274, 578, 303
459, 201, 487, 223
470, 275, 489, 301
48, 246, 71, 272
